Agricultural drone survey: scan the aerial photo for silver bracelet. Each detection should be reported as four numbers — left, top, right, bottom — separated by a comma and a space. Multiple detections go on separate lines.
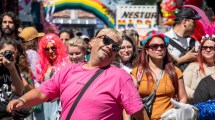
18, 98, 25, 105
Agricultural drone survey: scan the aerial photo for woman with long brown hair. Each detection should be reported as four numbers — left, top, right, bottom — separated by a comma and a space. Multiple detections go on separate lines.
131, 31, 187, 119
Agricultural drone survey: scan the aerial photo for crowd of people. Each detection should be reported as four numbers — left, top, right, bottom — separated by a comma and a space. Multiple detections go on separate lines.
0, 5, 214, 120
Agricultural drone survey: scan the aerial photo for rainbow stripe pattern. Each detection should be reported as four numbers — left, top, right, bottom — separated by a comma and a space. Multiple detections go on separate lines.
43, 0, 115, 28
117, 20, 126, 29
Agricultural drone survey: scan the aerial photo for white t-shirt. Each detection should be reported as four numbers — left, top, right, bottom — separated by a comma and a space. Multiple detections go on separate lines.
164, 28, 200, 59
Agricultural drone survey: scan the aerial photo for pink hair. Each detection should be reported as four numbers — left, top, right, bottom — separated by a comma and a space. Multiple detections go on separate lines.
191, 20, 215, 42
197, 39, 215, 75
36, 33, 69, 82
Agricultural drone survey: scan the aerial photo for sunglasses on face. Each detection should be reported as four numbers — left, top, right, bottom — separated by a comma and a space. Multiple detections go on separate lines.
97, 35, 120, 52
202, 46, 215, 51
44, 46, 57, 52
146, 43, 167, 51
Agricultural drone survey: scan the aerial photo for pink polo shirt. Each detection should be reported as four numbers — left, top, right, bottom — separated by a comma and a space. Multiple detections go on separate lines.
39, 62, 143, 120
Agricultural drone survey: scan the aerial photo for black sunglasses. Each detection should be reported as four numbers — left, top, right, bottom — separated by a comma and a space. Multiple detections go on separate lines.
147, 43, 167, 51
202, 46, 215, 51
44, 46, 57, 52
97, 35, 120, 52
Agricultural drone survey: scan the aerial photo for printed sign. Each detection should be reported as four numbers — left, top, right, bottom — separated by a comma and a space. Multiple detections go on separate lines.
116, 5, 157, 32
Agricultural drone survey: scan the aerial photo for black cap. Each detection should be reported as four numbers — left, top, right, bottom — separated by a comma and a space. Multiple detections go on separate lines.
175, 7, 202, 21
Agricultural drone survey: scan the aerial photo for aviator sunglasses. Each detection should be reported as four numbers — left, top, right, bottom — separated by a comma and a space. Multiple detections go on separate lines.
44, 46, 57, 52
97, 35, 120, 52
146, 43, 167, 51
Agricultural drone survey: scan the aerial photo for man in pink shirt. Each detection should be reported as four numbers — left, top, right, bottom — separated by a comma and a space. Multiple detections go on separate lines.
7, 28, 148, 120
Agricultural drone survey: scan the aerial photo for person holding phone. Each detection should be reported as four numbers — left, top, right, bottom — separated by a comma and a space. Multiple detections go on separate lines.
164, 7, 201, 72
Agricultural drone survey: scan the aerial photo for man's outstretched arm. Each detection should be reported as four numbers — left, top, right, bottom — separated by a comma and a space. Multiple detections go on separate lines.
7, 88, 49, 112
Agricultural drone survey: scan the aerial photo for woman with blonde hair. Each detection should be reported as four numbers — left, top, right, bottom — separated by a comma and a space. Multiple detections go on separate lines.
67, 37, 87, 63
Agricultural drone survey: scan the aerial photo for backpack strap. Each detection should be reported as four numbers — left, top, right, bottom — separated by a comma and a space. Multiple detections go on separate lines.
168, 38, 186, 54
168, 37, 196, 53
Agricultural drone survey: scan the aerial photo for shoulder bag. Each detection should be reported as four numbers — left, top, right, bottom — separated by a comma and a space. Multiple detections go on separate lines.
141, 70, 164, 117
66, 67, 107, 120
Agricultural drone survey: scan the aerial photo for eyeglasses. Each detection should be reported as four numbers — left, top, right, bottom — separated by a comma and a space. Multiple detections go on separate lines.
202, 46, 215, 51
97, 35, 120, 52
146, 43, 167, 51
44, 46, 57, 52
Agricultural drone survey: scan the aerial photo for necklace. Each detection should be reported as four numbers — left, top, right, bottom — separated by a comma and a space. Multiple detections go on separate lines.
152, 69, 163, 81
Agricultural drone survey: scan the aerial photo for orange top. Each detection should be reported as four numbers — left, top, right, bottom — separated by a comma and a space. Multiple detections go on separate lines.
131, 66, 182, 120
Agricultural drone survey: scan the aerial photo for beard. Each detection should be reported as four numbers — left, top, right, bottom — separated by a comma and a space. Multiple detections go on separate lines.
2, 27, 15, 36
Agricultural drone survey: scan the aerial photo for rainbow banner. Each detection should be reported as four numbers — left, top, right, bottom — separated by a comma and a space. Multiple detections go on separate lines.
116, 5, 157, 31
43, 0, 114, 28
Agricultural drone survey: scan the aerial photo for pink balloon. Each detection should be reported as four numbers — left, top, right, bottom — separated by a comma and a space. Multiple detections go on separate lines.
183, 5, 210, 25
183, 5, 215, 41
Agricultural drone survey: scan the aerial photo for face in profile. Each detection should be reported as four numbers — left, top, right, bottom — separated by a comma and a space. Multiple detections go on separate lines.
68, 46, 86, 63
185, 19, 196, 35
44, 42, 57, 62
146, 37, 167, 60
118, 40, 133, 63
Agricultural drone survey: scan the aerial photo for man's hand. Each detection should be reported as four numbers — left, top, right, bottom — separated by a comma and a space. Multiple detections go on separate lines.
7, 99, 25, 113
183, 47, 198, 62
161, 99, 195, 120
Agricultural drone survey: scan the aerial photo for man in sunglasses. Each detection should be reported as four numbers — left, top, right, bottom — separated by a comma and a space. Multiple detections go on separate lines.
164, 7, 202, 72
7, 28, 148, 120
